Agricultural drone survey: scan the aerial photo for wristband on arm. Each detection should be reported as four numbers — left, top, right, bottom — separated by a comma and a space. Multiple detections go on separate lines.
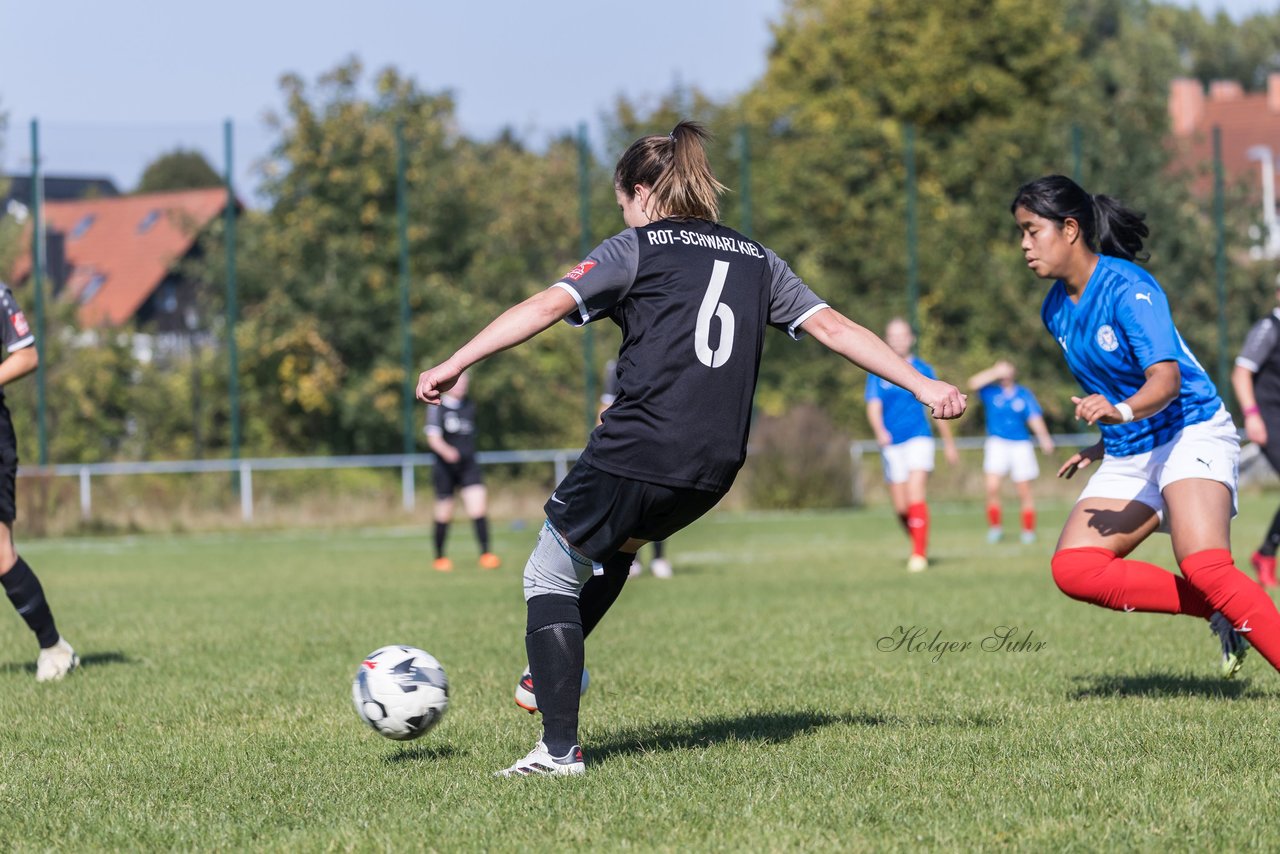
1114, 402, 1135, 423
1244, 405, 1261, 417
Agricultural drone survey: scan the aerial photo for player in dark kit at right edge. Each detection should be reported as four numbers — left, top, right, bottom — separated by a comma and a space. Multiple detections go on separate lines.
1232, 285, 1280, 588
417, 121, 966, 777
0, 280, 77, 682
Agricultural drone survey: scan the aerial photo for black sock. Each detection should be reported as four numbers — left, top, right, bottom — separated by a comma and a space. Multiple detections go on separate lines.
652, 540, 665, 560
526, 594, 584, 757
2, 557, 59, 648
473, 517, 490, 553
1263, 506, 1280, 557
579, 552, 632, 638
434, 521, 449, 558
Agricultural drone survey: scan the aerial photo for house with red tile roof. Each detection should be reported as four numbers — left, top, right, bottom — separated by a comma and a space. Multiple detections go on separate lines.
9, 187, 232, 338
1169, 73, 1280, 259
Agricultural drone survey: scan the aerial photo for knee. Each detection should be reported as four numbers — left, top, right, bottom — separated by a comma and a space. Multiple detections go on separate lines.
1050, 547, 1116, 600
523, 522, 592, 602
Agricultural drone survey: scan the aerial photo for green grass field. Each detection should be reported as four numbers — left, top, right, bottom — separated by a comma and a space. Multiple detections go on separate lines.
3, 499, 1280, 851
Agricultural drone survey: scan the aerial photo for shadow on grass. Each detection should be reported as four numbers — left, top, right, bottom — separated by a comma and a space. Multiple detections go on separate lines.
0, 649, 133, 675
590, 709, 978, 764
1069, 671, 1255, 700
384, 743, 459, 764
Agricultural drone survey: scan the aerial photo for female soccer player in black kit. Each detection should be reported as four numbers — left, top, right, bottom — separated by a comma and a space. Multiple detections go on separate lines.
417, 122, 967, 776
0, 280, 76, 681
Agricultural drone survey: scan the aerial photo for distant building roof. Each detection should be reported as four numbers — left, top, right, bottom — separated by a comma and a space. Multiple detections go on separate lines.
10, 188, 229, 328
1168, 73, 1280, 196
3, 174, 120, 208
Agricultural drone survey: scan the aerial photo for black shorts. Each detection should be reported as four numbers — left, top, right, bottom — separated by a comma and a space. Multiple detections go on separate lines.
433, 456, 484, 498
0, 402, 16, 524
544, 461, 723, 562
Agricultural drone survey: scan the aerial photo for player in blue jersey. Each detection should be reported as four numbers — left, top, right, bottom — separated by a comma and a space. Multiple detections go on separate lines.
967, 360, 1055, 544
865, 318, 959, 572
1012, 174, 1280, 679
418, 122, 967, 776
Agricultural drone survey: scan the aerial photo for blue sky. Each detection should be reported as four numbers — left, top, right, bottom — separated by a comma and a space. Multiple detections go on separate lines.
1, 0, 1275, 202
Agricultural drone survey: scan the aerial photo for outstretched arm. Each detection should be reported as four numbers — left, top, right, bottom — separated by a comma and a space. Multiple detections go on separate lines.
800, 307, 966, 419
1071, 361, 1179, 426
1027, 415, 1055, 454
0, 346, 38, 386
1232, 364, 1267, 446
416, 286, 578, 404
966, 360, 1012, 392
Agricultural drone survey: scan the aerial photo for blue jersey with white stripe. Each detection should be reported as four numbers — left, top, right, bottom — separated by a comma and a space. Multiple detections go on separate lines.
1040, 255, 1221, 456
865, 356, 935, 444
979, 384, 1041, 441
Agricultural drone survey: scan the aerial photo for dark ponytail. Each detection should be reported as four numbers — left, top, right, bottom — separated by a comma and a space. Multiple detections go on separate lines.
614, 120, 726, 222
1011, 175, 1149, 263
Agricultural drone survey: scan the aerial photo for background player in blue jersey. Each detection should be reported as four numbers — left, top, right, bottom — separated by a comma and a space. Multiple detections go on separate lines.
865, 318, 959, 572
1230, 286, 1280, 588
1012, 174, 1280, 680
966, 360, 1055, 544
417, 121, 967, 776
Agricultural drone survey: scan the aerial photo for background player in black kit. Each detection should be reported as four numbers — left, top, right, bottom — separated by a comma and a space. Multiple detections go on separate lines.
417, 121, 967, 777
1232, 284, 1280, 588
0, 280, 77, 681
423, 371, 500, 571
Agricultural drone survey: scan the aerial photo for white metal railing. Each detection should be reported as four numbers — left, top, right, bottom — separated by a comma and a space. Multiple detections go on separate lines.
18, 449, 585, 522
16, 433, 1120, 524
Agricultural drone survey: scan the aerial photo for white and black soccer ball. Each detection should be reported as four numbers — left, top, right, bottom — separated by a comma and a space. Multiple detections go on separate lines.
352, 646, 449, 741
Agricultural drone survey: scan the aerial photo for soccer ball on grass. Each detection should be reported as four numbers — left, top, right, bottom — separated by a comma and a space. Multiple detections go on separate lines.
352, 645, 449, 741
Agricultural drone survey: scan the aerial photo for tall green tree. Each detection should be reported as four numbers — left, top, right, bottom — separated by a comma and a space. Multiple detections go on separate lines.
136, 148, 222, 193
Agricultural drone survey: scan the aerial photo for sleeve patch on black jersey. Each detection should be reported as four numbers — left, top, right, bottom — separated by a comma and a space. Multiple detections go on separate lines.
565, 261, 596, 281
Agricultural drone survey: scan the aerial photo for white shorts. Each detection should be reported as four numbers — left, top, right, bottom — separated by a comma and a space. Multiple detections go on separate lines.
881, 436, 935, 485
983, 437, 1040, 482
1076, 406, 1239, 530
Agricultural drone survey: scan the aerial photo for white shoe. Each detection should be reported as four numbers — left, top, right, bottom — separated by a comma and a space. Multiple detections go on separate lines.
650, 558, 673, 579
514, 666, 589, 714
907, 554, 928, 573
495, 741, 585, 777
1020, 530, 1037, 545
628, 560, 642, 578
35, 638, 79, 683
986, 527, 1003, 544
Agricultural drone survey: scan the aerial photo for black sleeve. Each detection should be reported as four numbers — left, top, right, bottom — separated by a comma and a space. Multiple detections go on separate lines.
0, 286, 35, 354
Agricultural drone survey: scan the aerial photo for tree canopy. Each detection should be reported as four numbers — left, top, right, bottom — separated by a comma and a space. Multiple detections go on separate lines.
2, 1, 1279, 465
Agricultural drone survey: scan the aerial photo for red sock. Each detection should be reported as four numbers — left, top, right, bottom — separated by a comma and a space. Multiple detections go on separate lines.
1022, 507, 1035, 533
1180, 549, 1280, 671
986, 503, 1001, 528
907, 502, 929, 557
1051, 547, 1214, 617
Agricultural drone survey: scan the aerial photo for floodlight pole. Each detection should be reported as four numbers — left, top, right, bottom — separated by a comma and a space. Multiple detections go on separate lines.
1213, 126, 1228, 394
1247, 145, 1280, 259
577, 123, 596, 442
224, 119, 241, 467
397, 120, 414, 457
29, 119, 48, 466
904, 123, 920, 334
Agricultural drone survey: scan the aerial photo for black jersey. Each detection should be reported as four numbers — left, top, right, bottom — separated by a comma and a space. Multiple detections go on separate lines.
0, 281, 34, 403
424, 395, 478, 458
1237, 308, 1280, 412
555, 219, 827, 492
